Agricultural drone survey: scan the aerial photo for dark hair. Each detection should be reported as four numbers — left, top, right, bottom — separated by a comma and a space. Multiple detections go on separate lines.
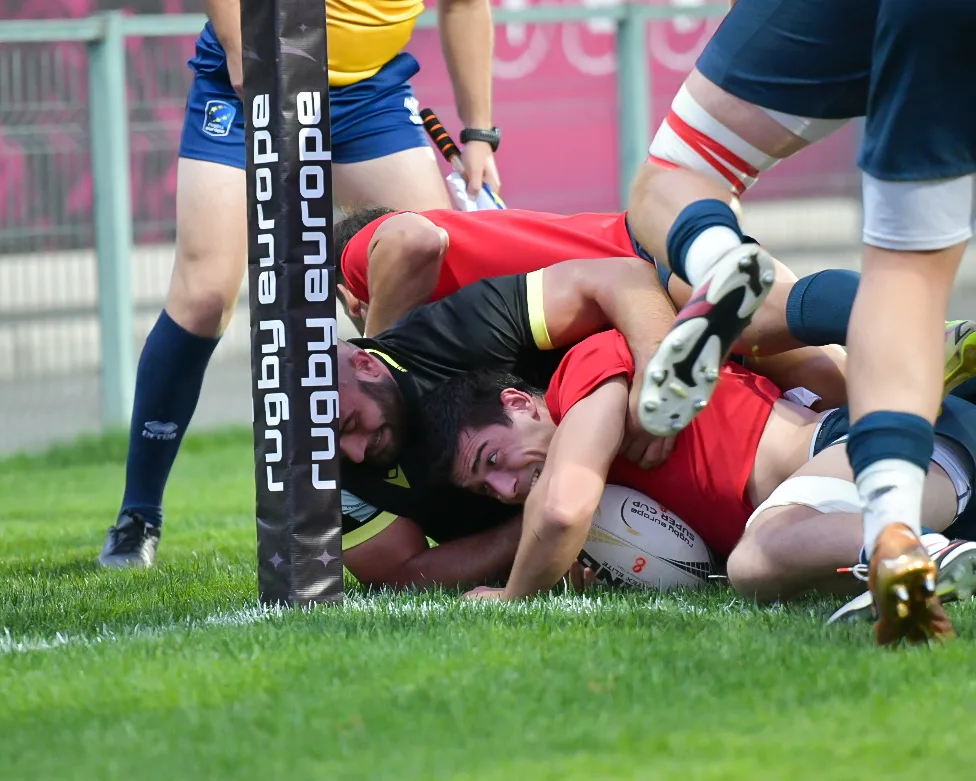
333, 206, 397, 282
422, 369, 543, 485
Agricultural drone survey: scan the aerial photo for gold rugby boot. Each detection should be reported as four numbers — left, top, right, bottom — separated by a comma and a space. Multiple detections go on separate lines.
869, 523, 955, 646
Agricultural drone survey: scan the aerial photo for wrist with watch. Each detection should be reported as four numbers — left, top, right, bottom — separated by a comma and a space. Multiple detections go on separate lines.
459, 126, 501, 153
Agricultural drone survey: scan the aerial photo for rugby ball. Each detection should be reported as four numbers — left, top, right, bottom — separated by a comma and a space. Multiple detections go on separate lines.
579, 485, 715, 590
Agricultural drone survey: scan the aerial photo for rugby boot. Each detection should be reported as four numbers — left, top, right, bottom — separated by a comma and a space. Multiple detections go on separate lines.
98, 510, 161, 569
869, 523, 954, 646
638, 243, 776, 436
828, 535, 976, 625
942, 320, 976, 399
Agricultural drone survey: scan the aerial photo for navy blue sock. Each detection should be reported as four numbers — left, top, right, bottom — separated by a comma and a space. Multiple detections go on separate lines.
665, 199, 743, 284
846, 411, 935, 479
120, 311, 220, 525
785, 269, 860, 346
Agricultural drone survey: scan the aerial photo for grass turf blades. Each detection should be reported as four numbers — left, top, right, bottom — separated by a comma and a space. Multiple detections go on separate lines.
2, 428, 975, 780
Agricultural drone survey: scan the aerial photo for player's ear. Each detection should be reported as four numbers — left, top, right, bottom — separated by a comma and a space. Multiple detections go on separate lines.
351, 347, 381, 377
499, 388, 536, 415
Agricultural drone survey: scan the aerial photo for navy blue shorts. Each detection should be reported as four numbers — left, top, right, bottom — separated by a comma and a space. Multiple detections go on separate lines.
813, 397, 976, 540
623, 216, 673, 291
696, 0, 976, 180
178, 23, 430, 169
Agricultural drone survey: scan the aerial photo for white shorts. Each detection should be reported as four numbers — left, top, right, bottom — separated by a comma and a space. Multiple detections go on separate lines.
862, 173, 975, 252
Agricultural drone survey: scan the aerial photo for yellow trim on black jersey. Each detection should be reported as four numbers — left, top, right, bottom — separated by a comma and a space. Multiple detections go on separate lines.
342, 510, 399, 550
526, 270, 554, 350
365, 348, 408, 373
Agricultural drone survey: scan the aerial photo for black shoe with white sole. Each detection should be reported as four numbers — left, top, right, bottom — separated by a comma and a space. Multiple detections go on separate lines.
638, 243, 776, 436
827, 538, 976, 625
98, 510, 161, 569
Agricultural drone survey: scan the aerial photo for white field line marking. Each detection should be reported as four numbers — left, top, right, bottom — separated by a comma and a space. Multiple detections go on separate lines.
1, 604, 283, 656
0, 592, 757, 656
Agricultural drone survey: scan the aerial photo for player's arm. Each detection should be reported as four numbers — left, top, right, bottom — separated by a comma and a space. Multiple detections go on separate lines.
743, 345, 848, 410
204, 0, 243, 99
533, 257, 681, 466
437, 0, 499, 194
535, 257, 676, 375
502, 377, 628, 600
344, 514, 522, 589
379, 261, 670, 385
364, 214, 448, 337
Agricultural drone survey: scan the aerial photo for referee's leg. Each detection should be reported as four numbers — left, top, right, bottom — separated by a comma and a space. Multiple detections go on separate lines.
330, 54, 451, 213
329, 53, 453, 336
99, 71, 247, 568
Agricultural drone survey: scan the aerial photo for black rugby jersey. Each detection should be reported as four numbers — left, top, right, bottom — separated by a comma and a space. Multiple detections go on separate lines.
341, 272, 570, 548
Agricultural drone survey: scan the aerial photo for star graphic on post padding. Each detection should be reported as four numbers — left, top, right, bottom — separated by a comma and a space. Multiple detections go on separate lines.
315, 549, 336, 567
269, 552, 283, 569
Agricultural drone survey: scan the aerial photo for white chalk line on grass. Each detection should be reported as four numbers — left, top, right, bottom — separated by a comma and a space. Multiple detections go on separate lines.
0, 604, 283, 656
0, 593, 749, 657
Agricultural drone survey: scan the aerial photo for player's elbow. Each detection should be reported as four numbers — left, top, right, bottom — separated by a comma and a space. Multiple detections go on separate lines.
373, 223, 445, 277
537, 490, 598, 538
404, 221, 445, 263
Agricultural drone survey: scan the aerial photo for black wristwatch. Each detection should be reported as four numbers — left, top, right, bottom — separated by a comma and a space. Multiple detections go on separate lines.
460, 127, 501, 152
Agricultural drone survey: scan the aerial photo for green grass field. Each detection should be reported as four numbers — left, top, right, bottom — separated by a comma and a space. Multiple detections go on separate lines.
3, 428, 976, 781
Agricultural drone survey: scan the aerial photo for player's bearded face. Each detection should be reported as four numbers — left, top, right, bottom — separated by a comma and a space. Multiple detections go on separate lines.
453, 414, 554, 504
339, 375, 406, 467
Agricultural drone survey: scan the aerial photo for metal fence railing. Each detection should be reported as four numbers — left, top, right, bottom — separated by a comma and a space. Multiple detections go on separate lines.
0, 5, 865, 455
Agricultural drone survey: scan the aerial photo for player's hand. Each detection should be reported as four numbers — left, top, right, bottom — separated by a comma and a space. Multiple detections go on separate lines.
463, 585, 506, 600
622, 428, 677, 470
227, 48, 245, 101
566, 562, 597, 594
461, 141, 501, 198
623, 380, 676, 468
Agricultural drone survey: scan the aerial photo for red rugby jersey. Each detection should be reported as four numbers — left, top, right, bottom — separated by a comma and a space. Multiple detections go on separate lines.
340, 209, 638, 303
544, 330, 781, 559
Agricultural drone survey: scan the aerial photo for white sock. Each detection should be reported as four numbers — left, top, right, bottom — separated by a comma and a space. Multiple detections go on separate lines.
683, 226, 742, 287
857, 458, 926, 556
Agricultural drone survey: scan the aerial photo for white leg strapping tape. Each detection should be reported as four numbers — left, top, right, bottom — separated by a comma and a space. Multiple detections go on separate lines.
746, 476, 862, 529
648, 85, 780, 193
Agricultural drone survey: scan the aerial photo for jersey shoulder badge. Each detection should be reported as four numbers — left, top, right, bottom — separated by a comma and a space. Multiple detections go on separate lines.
384, 466, 410, 488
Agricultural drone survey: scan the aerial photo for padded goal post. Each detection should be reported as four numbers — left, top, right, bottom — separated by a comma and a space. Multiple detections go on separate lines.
241, 0, 343, 606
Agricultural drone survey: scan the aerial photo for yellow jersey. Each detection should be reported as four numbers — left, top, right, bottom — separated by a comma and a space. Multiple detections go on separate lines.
327, 0, 426, 87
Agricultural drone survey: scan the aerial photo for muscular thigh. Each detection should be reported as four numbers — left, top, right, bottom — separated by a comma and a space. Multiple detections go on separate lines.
167, 158, 248, 333
644, 63, 856, 199
334, 147, 450, 212
683, 72, 834, 160
650, 0, 875, 189
747, 443, 958, 543
696, 0, 875, 122
171, 67, 248, 333
330, 52, 450, 211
